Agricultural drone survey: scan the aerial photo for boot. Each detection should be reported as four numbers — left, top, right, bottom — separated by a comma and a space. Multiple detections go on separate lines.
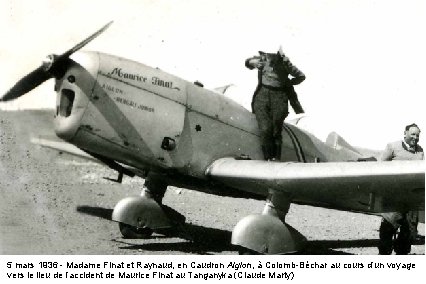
272, 143, 282, 161
261, 145, 272, 161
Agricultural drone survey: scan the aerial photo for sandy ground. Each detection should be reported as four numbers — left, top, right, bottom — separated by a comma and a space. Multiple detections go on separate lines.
0, 109, 424, 255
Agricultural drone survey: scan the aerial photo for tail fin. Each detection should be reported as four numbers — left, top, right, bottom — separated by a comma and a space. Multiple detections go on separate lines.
326, 132, 361, 154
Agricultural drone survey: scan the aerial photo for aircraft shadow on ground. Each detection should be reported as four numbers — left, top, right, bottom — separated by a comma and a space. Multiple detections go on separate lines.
304, 240, 378, 255
76, 205, 425, 255
306, 237, 424, 255
115, 224, 236, 255
76, 205, 113, 220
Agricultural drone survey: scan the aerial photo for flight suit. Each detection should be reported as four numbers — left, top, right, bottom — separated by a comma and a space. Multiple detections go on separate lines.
246, 52, 305, 160
378, 141, 424, 254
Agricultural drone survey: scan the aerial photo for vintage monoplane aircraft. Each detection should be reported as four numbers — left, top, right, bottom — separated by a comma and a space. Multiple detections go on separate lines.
2, 22, 424, 254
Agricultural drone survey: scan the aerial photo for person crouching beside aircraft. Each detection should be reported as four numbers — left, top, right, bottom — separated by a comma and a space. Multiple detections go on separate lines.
379, 123, 424, 255
246, 47, 305, 161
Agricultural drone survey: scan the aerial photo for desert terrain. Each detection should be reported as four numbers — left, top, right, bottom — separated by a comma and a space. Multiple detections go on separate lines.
0, 110, 424, 255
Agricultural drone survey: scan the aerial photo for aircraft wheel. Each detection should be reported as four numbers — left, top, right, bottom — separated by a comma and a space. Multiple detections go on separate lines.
119, 222, 153, 239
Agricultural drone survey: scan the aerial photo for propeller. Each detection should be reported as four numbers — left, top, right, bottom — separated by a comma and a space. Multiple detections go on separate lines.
0, 21, 113, 102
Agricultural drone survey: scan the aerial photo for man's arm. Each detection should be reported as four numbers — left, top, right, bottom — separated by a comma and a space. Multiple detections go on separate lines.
283, 56, 306, 85
245, 56, 263, 70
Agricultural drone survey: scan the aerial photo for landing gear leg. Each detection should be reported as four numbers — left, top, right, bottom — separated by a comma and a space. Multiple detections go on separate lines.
141, 172, 168, 203
112, 172, 185, 239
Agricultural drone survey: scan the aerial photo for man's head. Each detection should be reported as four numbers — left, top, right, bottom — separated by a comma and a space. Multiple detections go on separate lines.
404, 123, 421, 147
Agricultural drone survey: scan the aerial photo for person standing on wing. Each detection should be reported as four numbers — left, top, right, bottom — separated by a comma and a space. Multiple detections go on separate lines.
246, 47, 305, 161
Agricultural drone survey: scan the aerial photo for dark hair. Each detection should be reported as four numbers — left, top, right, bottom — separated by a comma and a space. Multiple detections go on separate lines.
405, 123, 421, 132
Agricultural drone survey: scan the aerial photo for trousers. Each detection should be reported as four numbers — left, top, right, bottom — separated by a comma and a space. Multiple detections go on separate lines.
252, 86, 288, 160
378, 211, 418, 255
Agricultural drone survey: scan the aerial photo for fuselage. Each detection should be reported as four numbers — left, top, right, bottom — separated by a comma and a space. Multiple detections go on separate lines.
53, 51, 362, 186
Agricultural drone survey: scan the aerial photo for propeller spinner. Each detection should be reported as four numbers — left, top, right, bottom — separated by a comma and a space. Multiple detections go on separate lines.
0, 21, 113, 102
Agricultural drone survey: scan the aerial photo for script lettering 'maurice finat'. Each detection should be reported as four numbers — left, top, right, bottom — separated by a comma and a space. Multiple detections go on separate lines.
108, 67, 180, 91
109, 68, 148, 82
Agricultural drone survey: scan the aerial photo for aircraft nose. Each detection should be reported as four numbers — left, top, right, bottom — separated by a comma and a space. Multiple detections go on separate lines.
54, 84, 85, 140
54, 52, 99, 141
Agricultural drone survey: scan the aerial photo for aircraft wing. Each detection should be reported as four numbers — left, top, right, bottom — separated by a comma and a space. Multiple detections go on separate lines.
31, 137, 98, 161
31, 137, 146, 179
206, 158, 425, 213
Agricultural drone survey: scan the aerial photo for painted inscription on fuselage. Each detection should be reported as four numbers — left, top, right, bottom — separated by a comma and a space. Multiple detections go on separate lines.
109, 68, 148, 82
114, 96, 155, 113
151, 76, 180, 90
108, 68, 180, 91
102, 83, 124, 95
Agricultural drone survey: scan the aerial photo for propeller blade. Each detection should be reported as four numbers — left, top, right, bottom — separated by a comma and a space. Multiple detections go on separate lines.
0, 21, 113, 102
0, 66, 51, 102
60, 21, 113, 59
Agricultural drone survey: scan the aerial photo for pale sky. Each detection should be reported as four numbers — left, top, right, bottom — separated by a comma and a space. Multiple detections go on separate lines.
1, 0, 425, 149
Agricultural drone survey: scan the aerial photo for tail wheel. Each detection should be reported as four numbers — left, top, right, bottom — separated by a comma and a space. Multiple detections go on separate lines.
119, 222, 153, 239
